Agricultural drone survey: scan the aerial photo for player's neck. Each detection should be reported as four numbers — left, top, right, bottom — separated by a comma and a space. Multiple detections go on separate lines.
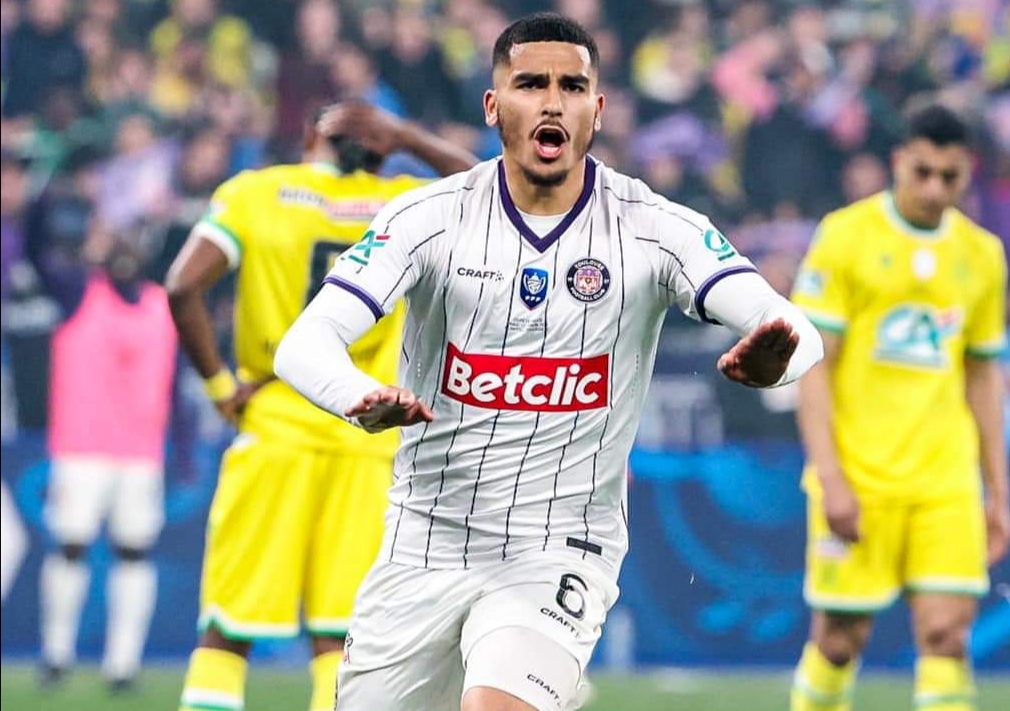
501, 155, 587, 216
890, 189, 943, 231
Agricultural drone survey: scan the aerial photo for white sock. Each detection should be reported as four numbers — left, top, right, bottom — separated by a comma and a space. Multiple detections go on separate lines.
40, 554, 90, 668
102, 560, 157, 680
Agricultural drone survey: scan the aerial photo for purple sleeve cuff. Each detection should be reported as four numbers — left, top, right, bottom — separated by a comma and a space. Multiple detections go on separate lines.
322, 276, 385, 321
694, 266, 759, 324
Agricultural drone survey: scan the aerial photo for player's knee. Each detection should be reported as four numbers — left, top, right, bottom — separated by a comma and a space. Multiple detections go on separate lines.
113, 546, 149, 562
816, 625, 867, 666
815, 614, 871, 666
816, 637, 858, 667
919, 618, 970, 657
58, 543, 88, 561
200, 624, 252, 658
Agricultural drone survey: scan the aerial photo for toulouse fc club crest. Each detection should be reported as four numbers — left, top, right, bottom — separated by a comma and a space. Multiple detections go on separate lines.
566, 258, 611, 303
519, 267, 549, 309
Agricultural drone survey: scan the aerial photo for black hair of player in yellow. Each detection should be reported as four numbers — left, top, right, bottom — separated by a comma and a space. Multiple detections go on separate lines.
308, 105, 385, 174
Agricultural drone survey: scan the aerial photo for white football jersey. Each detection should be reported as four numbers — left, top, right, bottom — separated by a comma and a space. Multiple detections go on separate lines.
324, 157, 757, 573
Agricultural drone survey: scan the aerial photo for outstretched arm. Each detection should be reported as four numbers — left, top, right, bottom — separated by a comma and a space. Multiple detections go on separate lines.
703, 271, 824, 388
274, 284, 433, 431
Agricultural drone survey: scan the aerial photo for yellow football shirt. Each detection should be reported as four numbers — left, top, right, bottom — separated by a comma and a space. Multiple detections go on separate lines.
197, 163, 427, 453
792, 191, 1007, 500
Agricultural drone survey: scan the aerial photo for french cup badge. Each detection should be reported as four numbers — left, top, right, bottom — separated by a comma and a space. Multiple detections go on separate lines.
520, 267, 549, 309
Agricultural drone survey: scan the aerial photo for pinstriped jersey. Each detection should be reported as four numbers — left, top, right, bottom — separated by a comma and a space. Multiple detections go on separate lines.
324, 157, 757, 574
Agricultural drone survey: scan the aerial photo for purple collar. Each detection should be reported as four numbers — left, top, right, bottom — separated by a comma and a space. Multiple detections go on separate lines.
497, 157, 597, 253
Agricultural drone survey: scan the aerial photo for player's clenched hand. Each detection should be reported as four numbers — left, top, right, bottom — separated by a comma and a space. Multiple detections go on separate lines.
822, 476, 861, 544
717, 318, 800, 388
346, 387, 435, 432
985, 497, 1010, 566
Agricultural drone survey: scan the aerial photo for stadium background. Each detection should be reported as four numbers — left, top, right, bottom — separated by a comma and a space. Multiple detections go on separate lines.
1, 0, 1008, 708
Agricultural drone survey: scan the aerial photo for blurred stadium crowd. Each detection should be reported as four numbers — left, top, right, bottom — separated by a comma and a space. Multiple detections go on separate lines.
1, 0, 1008, 431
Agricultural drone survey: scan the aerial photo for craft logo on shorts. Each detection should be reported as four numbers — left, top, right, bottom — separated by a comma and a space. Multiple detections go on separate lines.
565, 258, 611, 303
519, 267, 549, 309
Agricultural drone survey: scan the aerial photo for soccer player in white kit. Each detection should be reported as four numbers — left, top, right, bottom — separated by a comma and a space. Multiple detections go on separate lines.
275, 13, 824, 711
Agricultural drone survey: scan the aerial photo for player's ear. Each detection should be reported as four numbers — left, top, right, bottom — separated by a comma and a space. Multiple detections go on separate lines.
484, 89, 498, 127
593, 92, 606, 132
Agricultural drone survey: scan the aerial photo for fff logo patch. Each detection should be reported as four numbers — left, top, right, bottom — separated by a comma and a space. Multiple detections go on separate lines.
345, 229, 390, 266
703, 228, 737, 261
520, 267, 549, 309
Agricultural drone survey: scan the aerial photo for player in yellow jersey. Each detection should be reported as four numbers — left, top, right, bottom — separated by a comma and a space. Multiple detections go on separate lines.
165, 101, 477, 711
789, 104, 1008, 711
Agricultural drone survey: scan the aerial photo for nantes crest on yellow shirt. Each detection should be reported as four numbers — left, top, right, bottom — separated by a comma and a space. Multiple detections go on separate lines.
198, 163, 427, 453
792, 191, 1007, 500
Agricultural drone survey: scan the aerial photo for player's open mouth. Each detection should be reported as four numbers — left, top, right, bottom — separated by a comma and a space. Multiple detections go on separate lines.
533, 125, 568, 160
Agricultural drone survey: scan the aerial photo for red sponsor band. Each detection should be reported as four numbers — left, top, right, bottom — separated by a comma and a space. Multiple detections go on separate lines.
441, 343, 609, 411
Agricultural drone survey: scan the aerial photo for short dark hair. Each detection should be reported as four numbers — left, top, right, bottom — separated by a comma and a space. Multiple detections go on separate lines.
308, 103, 384, 174
903, 103, 970, 147
492, 12, 599, 71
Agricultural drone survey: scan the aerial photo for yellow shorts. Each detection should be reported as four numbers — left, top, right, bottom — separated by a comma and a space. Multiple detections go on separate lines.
198, 435, 391, 639
804, 490, 989, 612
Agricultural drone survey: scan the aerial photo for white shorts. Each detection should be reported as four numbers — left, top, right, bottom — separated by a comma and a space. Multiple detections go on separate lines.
336, 549, 619, 711
45, 455, 164, 550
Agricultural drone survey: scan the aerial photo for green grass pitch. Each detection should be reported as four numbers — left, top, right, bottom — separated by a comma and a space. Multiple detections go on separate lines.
3, 665, 1009, 710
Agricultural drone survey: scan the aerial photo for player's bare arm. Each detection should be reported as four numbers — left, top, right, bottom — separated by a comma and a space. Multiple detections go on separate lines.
275, 284, 418, 432
965, 355, 1010, 565
701, 270, 823, 389
318, 103, 478, 177
798, 331, 860, 543
165, 236, 264, 424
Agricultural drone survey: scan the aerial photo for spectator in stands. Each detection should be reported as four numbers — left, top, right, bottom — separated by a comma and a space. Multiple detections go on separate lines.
148, 0, 253, 118
275, 0, 344, 148
329, 42, 405, 118
97, 110, 177, 232
379, 5, 458, 126
1, 151, 30, 304
840, 151, 889, 204
2, 0, 86, 119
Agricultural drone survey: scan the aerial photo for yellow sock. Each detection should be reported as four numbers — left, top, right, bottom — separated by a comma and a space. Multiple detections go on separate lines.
914, 656, 976, 710
309, 650, 342, 711
791, 642, 857, 711
179, 647, 248, 711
